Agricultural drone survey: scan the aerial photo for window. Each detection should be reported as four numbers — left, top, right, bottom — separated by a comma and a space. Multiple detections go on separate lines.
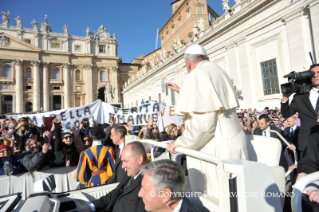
53, 87, 60, 90
26, 68, 31, 79
179, 19, 182, 26
158, 93, 161, 103
136, 100, 138, 106
99, 45, 106, 53
100, 71, 106, 81
172, 27, 175, 34
3, 65, 11, 78
175, 6, 178, 11
149, 96, 151, 100
261, 59, 280, 95
187, 10, 191, 18
51, 39, 60, 48
26, 86, 31, 90
75, 70, 81, 81
198, 7, 203, 13
74, 45, 81, 51
24, 39, 31, 44
122, 80, 125, 85
171, 90, 175, 105
53, 69, 60, 79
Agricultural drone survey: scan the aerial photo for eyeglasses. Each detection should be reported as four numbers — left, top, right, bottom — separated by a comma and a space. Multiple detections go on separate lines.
153, 127, 158, 130
0, 148, 11, 153
83, 139, 90, 142
274, 120, 279, 121
64, 136, 72, 139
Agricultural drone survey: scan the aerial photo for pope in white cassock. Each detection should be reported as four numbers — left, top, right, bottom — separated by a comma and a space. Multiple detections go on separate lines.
166, 44, 249, 198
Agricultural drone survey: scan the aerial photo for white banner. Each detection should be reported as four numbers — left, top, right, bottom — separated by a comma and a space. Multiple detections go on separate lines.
7, 100, 165, 127
157, 105, 184, 132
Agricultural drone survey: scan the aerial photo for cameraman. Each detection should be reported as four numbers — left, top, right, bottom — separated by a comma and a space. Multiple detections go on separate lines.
281, 64, 319, 160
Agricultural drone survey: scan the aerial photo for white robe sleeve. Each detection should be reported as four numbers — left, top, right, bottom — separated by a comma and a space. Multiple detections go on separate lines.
175, 111, 218, 150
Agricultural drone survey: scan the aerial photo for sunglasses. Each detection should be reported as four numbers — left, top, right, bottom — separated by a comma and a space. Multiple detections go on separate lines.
0, 148, 11, 153
274, 120, 279, 121
84, 139, 90, 142
64, 136, 73, 139
153, 127, 158, 130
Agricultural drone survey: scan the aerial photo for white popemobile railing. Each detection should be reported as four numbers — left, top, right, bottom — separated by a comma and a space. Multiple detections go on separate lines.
292, 171, 319, 212
269, 130, 298, 177
141, 139, 222, 164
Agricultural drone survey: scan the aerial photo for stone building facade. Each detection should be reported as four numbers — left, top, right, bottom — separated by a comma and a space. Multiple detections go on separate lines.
0, 14, 137, 113
123, 0, 319, 110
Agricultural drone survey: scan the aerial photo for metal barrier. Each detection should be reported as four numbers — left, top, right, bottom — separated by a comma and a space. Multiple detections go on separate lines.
269, 130, 298, 177
291, 171, 319, 212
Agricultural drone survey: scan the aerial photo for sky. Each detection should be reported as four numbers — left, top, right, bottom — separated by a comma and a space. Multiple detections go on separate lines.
1, 0, 235, 63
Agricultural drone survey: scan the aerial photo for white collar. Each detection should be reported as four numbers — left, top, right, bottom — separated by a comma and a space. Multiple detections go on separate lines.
134, 172, 141, 180
172, 199, 183, 212
119, 141, 125, 150
92, 140, 102, 146
312, 87, 319, 93
291, 125, 297, 131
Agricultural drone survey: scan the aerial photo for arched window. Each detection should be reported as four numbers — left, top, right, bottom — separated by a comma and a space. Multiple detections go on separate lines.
75, 70, 81, 81
25, 102, 33, 112
198, 7, 203, 13
3, 65, 11, 78
26, 67, 32, 79
53, 68, 60, 79
100, 71, 106, 82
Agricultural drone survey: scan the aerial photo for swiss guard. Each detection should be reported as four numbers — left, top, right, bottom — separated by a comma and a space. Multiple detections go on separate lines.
75, 126, 115, 187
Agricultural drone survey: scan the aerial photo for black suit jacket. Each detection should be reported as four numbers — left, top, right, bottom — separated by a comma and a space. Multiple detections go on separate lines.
107, 145, 126, 184
254, 125, 289, 171
297, 132, 319, 174
281, 92, 319, 152
283, 126, 300, 146
180, 197, 202, 212
92, 175, 146, 212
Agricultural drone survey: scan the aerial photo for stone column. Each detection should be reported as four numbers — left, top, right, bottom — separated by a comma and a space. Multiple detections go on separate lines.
50, 95, 53, 110
61, 95, 64, 109
62, 63, 70, 108
12, 95, 15, 113
112, 66, 119, 103
14, 60, 23, 113
43, 62, 50, 111
31, 60, 40, 111
85, 64, 94, 104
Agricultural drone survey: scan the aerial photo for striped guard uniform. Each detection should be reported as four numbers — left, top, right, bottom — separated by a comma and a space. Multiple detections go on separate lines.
75, 145, 116, 187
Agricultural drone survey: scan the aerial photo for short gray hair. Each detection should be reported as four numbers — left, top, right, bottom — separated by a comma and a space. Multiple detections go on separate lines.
141, 159, 185, 200
25, 138, 35, 146
184, 54, 208, 63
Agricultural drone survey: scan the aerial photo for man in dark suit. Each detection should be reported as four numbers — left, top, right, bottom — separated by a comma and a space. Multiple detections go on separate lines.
281, 64, 319, 160
138, 159, 201, 212
284, 116, 299, 162
254, 114, 295, 171
84, 141, 148, 212
107, 125, 127, 184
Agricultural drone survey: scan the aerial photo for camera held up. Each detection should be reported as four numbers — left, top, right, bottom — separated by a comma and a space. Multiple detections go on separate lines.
281, 70, 314, 95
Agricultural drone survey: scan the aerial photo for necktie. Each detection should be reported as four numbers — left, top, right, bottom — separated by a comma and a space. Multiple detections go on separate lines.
115, 146, 120, 160
290, 128, 294, 143
316, 91, 319, 116
263, 131, 266, 137
124, 177, 134, 190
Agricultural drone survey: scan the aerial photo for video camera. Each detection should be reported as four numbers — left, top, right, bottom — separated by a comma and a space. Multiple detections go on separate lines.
280, 71, 314, 94
281, 52, 318, 95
